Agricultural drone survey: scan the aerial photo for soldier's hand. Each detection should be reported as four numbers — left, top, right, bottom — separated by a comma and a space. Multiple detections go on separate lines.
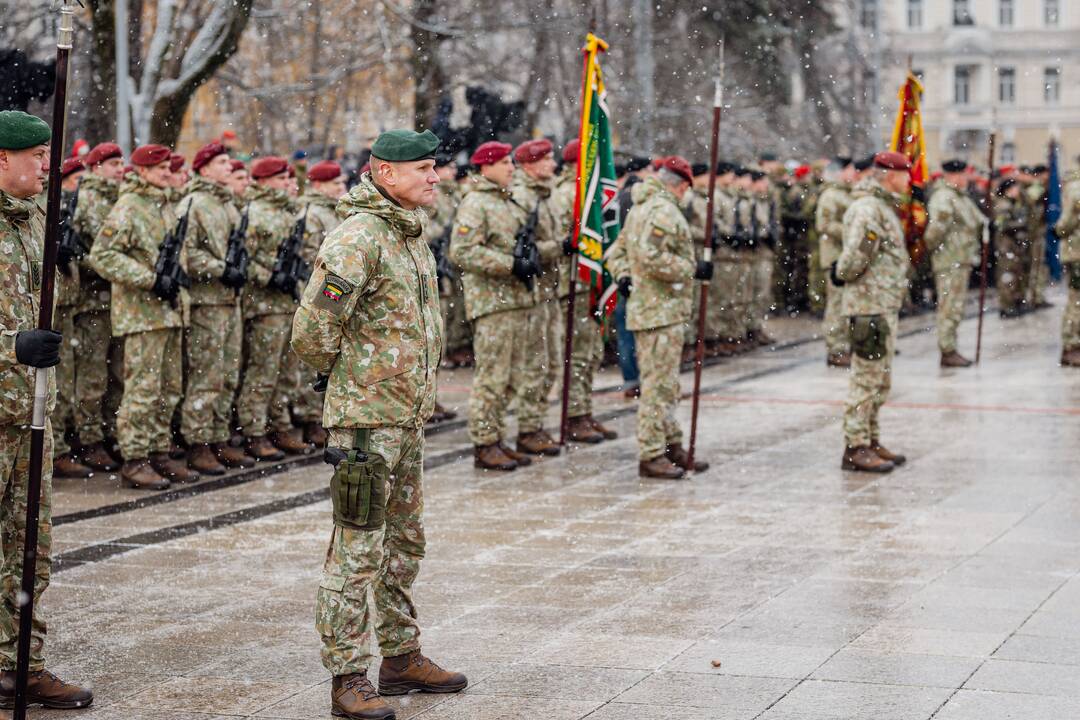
617, 276, 632, 298
829, 262, 845, 287
512, 256, 538, 281
15, 329, 62, 368
153, 273, 179, 302
693, 260, 714, 281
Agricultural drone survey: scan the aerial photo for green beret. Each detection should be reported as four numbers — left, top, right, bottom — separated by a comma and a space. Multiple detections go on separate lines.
370, 129, 441, 162
0, 111, 51, 151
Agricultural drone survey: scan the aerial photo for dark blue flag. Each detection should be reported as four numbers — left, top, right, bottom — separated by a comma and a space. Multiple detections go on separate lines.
1046, 139, 1062, 281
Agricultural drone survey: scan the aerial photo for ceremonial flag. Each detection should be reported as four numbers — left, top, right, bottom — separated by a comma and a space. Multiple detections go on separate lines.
1046, 138, 1063, 281
571, 32, 620, 319
890, 71, 929, 261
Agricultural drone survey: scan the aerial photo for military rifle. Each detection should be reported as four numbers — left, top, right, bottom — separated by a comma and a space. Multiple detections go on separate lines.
56, 187, 88, 275
153, 205, 192, 309
223, 202, 251, 295
429, 222, 456, 294
512, 203, 541, 292
270, 204, 310, 300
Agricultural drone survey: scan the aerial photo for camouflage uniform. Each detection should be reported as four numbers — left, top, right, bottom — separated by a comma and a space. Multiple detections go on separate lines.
237, 184, 297, 439
924, 183, 981, 354
426, 183, 469, 357
89, 175, 186, 460
623, 178, 695, 461
1024, 182, 1048, 307
70, 173, 121, 446
449, 176, 536, 447
731, 189, 757, 341
1054, 173, 1080, 353
291, 174, 441, 675
993, 194, 1030, 312
747, 190, 776, 336
709, 187, 744, 343
54, 189, 81, 458
176, 175, 241, 445
0, 191, 56, 670
815, 182, 853, 356
836, 178, 909, 447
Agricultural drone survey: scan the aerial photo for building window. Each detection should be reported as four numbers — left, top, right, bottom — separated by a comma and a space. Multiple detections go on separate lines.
907, 0, 923, 28
1044, 67, 1060, 104
1001, 142, 1016, 164
954, 0, 974, 25
1045, 0, 1060, 26
998, 67, 1016, 104
999, 0, 1014, 26
860, 0, 878, 31
955, 66, 972, 105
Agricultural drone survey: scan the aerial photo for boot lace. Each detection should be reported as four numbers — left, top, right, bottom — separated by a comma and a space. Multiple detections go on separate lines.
343, 675, 379, 701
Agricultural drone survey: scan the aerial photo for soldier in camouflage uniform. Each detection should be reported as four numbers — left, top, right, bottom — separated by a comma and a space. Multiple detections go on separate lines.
90, 145, 198, 490
833, 152, 911, 474
679, 165, 711, 361
993, 179, 1030, 318
924, 159, 982, 367
815, 158, 857, 366
176, 141, 254, 475
292, 129, 466, 720
237, 156, 311, 461
420, 156, 460, 423
622, 157, 710, 480
747, 170, 777, 345
707, 163, 745, 355
1024, 167, 1050, 310
1054, 167, 1080, 367
70, 142, 126, 473
0, 110, 95, 710
450, 142, 541, 471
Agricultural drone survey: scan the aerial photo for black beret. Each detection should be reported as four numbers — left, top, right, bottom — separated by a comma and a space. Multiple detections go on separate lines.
715, 161, 736, 175
734, 165, 751, 177
625, 156, 651, 173
996, 178, 1017, 195
758, 151, 778, 162
1031, 164, 1048, 174
834, 155, 853, 168
691, 162, 709, 177
1019, 165, 1033, 174
613, 162, 628, 177
749, 170, 766, 181
941, 159, 967, 173
371, 129, 441, 162
853, 155, 875, 171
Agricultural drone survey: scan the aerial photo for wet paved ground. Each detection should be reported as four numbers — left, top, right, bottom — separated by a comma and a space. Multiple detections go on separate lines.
20, 289, 1080, 719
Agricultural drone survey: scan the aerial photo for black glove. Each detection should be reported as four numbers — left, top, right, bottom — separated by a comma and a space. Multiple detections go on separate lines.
829, 262, 845, 287
15, 329, 62, 368
221, 264, 247, 289
694, 260, 714, 281
512, 256, 538, 282
617, 276, 632, 298
562, 237, 575, 256
312, 374, 329, 392
152, 272, 180, 302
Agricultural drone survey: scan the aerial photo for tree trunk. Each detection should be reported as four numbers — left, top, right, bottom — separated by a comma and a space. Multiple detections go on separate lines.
86, 0, 117, 145
410, 0, 447, 131
630, 0, 654, 154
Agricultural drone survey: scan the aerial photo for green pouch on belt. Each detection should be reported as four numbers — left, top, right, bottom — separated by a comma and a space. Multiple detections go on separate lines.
1069, 263, 1080, 291
850, 314, 887, 361
326, 429, 388, 531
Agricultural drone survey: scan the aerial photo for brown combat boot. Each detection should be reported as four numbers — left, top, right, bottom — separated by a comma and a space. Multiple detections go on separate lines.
1061, 348, 1080, 367
498, 442, 532, 466
330, 673, 394, 719
78, 441, 120, 471
188, 443, 227, 476
54, 453, 93, 479
870, 440, 906, 466
304, 421, 329, 448
516, 431, 561, 457
623, 384, 640, 399
168, 441, 186, 460
940, 351, 973, 368
270, 429, 313, 455
150, 452, 201, 483
246, 435, 285, 461
639, 455, 686, 480
750, 329, 776, 346
434, 402, 457, 421
841, 446, 895, 473
587, 415, 618, 440
665, 443, 709, 472
827, 352, 851, 367
0, 669, 93, 709
214, 442, 256, 468
474, 443, 517, 471
120, 458, 170, 490
567, 415, 603, 444
379, 651, 468, 696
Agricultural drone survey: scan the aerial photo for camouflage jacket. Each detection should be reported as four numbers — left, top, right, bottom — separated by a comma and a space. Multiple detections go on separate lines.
89, 175, 186, 336
1055, 176, 1080, 263
752, 191, 776, 256
243, 184, 297, 319
710, 187, 739, 260
0, 191, 56, 426
836, 178, 909, 317
298, 191, 340, 266
291, 175, 442, 429
815, 182, 852, 268
994, 195, 1029, 241
71, 173, 118, 315
549, 166, 585, 299
1025, 182, 1047, 235
623, 178, 695, 331
177, 175, 240, 306
681, 188, 708, 249
449, 175, 534, 320
510, 170, 562, 301
422, 182, 459, 244
56, 188, 81, 308
924, 183, 982, 272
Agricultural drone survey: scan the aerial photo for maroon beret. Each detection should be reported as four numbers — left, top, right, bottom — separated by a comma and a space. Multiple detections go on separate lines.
470, 141, 513, 167
288, 165, 296, 178
562, 139, 580, 164
307, 160, 342, 183
192, 141, 227, 172
873, 151, 912, 171
130, 144, 171, 167
169, 153, 185, 173
61, 157, 84, 179
656, 155, 693, 183
230, 159, 247, 173
359, 162, 371, 175
514, 139, 553, 164
250, 156, 288, 180
85, 142, 123, 167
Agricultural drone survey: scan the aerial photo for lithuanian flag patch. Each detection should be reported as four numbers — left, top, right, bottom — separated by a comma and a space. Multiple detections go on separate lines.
314, 272, 353, 315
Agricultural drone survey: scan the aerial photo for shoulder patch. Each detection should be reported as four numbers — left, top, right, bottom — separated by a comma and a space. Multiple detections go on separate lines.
865, 229, 878, 242
313, 272, 354, 315
457, 225, 470, 235
651, 224, 672, 238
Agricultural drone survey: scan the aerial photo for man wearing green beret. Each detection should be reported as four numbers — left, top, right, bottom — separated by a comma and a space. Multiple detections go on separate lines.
0, 110, 93, 708
292, 128, 466, 720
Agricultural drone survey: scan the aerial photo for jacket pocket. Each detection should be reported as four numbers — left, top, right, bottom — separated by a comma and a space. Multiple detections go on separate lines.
850, 314, 887, 361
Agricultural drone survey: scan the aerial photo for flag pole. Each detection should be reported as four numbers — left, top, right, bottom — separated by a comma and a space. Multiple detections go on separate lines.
686, 39, 724, 473
13, 3, 74, 718
976, 131, 996, 365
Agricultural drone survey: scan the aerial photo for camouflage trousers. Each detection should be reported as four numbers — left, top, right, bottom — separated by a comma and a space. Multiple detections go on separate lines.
468, 308, 536, 446
222, 304, 243, 436
0, 423, 52, 670
843, 312, 897, 448
1062, 264, 1080, 351
1027, 230, 1048, 306
53, 305, 77, 457
441, 276, 472, 354
117, 328, 182, 459
746, 249, 774, 334
634, 323, 684, 461
934, 266, 970, 354
74, 309, 123, 445
996, 235, 1029, 312
708, 251, 750, 341
237, 313, 292, 438
516, 300, 559, 434
182, 304, 241, 445
823, 275, 849, 356
317, 426, 425, 675
684, 246, 704, 347
566, 294, 604, 418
